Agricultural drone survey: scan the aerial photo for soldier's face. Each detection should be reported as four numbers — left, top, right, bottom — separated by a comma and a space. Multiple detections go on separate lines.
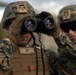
65, 30, 76, 44
17, 32, 31, 46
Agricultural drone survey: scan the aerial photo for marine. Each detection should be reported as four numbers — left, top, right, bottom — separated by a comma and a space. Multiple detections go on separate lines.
0, 1, 76, 75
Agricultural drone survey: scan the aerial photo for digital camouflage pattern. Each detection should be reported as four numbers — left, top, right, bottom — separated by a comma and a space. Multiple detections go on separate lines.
6, 14, 32, 44
0, 31, 76, 75
53, 31, 76, 75
1, 1, 36, 44
0, 39, 15, 74
0, 1, 76, 75
1, 1, 36, 28
57, 5, 76, 24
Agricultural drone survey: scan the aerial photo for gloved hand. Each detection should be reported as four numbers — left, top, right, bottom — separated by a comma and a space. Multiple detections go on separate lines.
6, 14, 32, 44
9, 14, 32, 37
35, 11, 61, 37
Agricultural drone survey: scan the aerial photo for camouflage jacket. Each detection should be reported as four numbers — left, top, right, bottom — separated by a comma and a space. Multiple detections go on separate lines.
46, 32, 76, 75
0, 39, 14, 75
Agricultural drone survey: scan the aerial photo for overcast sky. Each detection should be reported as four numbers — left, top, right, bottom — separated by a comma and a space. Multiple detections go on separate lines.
0, 0, 76, 22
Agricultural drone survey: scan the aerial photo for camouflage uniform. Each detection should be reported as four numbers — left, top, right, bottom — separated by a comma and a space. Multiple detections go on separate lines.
0, 1, 51, 75
55, 32, 76, 75
0, 39, 14, 75
56, 5, 76, 75
0, 32, 76, 75
0, 1, 76, 75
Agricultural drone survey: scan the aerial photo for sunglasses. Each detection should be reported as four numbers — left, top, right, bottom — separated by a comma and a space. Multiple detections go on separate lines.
60, 23, 76, 32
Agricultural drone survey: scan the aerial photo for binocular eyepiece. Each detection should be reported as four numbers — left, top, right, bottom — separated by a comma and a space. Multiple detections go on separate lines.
42, 16, 55, 29
22, 16, 55, 33
24, 18, 37, 31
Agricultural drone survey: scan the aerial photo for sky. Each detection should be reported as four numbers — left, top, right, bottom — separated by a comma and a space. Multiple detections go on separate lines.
0, 0, 76, 22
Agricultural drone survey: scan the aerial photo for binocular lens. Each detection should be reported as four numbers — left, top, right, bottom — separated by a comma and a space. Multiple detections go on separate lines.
44, 17, 55, 29
24, 18, 37, 31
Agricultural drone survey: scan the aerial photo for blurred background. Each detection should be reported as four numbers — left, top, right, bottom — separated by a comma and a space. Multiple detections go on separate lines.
0, 0, 76, 51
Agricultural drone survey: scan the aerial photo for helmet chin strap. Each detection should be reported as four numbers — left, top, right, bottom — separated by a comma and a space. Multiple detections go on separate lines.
30, 32, 38, 46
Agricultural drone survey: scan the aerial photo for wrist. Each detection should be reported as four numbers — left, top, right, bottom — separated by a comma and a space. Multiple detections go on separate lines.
54, 30, 63, 38
52, 28, 61, 38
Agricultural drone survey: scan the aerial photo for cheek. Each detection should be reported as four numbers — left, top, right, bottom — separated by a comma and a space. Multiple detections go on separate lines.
28, 36, 31, 41
28, 33, 31, 37
28, 35, 32, 39
74, 30, 76, 33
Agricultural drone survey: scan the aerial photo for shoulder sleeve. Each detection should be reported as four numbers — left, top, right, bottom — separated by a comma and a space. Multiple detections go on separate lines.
0, 39, 15, 73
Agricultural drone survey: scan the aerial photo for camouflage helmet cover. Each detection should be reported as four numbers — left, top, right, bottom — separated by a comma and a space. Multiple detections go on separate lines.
57, 5, 76, 24
1, 1, 36, 28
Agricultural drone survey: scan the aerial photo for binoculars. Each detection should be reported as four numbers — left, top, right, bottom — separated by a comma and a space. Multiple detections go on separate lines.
22, 15, 55, 34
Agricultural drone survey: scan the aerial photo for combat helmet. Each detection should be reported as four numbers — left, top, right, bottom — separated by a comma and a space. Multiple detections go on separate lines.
57, 5, 76, 25
1, 1, 36, 28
